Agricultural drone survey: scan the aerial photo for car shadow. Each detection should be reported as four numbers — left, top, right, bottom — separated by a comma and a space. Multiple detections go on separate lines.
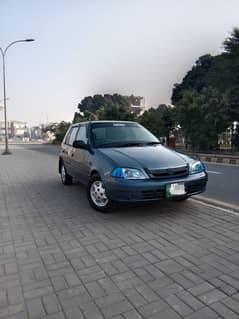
8, 175, 196, 226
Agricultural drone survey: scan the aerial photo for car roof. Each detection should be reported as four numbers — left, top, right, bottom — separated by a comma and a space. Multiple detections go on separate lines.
71, 120, 136, 127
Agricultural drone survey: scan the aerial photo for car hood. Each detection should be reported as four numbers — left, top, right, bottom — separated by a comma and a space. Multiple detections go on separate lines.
98, 145, 188, 169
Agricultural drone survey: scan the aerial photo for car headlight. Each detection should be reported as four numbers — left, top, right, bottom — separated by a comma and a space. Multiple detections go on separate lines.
111, 167, 149, 179
189, 161, 205, 174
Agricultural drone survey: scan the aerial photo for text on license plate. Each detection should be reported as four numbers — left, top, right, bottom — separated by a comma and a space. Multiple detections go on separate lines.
166, 183, 186, 198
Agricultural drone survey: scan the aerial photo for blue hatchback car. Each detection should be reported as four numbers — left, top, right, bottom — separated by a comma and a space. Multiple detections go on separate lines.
59, 121, 208, 212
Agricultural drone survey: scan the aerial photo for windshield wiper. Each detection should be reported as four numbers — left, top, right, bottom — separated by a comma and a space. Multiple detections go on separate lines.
143, 141, 161, 145
97, 141, 143, 148
97, 141, 160, 148
116, 142, 144, 147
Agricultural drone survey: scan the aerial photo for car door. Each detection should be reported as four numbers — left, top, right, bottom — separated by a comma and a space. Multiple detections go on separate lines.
61, 126, 79, 176
71, 124, 90, 184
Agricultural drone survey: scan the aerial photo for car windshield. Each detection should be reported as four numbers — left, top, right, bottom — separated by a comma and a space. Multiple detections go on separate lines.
91, 122, 159, 148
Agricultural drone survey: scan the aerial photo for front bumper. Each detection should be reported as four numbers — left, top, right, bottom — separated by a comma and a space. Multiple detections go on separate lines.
104, 171, 208, 202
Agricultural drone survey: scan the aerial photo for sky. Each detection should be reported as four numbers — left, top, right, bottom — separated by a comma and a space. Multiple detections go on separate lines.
1, 0, 239, 126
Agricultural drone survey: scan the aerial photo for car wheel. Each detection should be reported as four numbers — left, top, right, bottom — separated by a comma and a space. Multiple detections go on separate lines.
60, 162, 73, 185
87, 174, 113, 212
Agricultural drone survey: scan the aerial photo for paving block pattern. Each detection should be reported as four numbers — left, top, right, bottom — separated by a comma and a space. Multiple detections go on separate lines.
0, 146, 239, 318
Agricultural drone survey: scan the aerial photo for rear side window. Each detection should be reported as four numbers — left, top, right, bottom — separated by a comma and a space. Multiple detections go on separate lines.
75, 125, 87, 143
64, 129, 72, 145
65, 126, 78, 146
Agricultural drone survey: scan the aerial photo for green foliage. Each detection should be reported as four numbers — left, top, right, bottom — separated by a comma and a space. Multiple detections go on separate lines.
97, 102, 134, 121
138, 104, 175, 141
44, 121, 71, 143
72, 111, 95, 123
172, 54, 214, 103
172, 28, 239, 118
55, 121, 71, 142
77, 95, 105, 114
171, 27, 239, 150
75, 96, 175, 142
74, 93, 134, 122
175, 88, 230, 150
223, 27, 239, 54
226, 85, 239, 121
69, 28, 239, 152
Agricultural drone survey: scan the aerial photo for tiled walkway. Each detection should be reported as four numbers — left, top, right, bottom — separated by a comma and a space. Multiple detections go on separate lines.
1, 147, 239, 318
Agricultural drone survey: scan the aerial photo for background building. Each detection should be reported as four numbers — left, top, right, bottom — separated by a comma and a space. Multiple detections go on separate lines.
10, 121, 29, 139
0, 120, 29, 141
129, 95, 145, 116
0, 121, 11, 141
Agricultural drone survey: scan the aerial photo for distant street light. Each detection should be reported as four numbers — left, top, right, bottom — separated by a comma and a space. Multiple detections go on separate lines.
0, 39, 35, 155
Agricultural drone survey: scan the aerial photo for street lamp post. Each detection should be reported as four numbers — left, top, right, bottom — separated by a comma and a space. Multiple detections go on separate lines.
0, 98, 8, 110
0, 39, 34, 155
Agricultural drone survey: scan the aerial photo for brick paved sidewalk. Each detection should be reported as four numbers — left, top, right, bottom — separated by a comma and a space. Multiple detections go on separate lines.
1, 148, 239, 319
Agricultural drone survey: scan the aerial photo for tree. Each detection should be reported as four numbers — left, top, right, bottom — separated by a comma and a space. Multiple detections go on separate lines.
160, 105, 176, 143
226, 85, 239, 121
74, 94, 133, 122
44, 121, 71, 143
172, 28, 239, 113
172, 54, 214, 104
78, 95, 105, 114
138, 104, 175, 143
171, 28, 239, 150
73, 110, 97, 123
175, 88, 230, 151
223, 27, 239, 54
97, 95, 134, 121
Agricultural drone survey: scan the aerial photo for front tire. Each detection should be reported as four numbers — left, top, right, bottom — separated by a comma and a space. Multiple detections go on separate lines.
87, 174, 113, 212
60, 162, 73, 185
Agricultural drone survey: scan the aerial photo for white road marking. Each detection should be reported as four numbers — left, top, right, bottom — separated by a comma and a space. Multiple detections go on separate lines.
207, 170, 222, 174
190, 198, 239, 216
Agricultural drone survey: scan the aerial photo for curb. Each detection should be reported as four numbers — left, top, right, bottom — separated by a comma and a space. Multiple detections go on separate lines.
175, 149, 239, 166
199, 155, 239, 166
193, 195, 239, 213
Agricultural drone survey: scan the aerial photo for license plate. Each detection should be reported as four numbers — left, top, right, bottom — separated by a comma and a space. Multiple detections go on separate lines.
166, 183, 186, 198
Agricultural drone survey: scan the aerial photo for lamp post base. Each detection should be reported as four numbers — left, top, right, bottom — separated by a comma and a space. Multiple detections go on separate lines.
2, 150, 12, 155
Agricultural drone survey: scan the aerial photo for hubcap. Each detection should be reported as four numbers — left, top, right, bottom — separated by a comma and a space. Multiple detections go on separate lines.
61, 164, 66, 182
90, 180, 109, 207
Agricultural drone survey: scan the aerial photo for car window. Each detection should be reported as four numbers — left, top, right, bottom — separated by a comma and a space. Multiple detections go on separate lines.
75, 125, 87, 143
66, 126, 78, 146
91, 122, 158, 147
64, 128, 72, 145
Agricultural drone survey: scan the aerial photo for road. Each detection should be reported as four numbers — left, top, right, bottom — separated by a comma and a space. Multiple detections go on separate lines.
204, 162, 239, 207
3, 143, 239, 207
2, 143, 239, 319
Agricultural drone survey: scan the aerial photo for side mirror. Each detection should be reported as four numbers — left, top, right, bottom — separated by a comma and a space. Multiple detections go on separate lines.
73, 140, 89, 150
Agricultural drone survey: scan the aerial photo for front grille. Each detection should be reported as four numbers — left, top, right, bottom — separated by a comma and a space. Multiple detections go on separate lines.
147, 165, 189, 179
142, 189, 165, 200
185, 180, 207, 194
